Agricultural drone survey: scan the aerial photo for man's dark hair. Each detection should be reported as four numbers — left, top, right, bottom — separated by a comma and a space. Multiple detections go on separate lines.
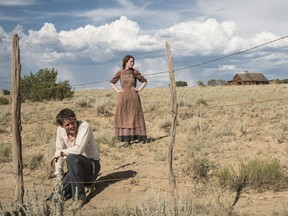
56, 108, 76, 126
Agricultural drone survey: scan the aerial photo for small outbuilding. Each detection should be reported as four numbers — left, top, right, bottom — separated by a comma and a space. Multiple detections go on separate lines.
227, 71, 269, 85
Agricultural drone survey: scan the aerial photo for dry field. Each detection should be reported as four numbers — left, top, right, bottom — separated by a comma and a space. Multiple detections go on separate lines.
1, 84, 288, 215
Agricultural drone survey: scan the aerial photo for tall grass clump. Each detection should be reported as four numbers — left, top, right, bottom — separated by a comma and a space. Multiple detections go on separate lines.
180, 115, 206, 140
159, 118, 172, 134
196, 98, 208, 106
0, 182, 90, 215
25, 154, 45, 170
0, 142, 12, 163
215, 159, 288, 192
0, 183, 70, 216
24, 124, 55, 147
94, 96, 115, 116
0, 110, 11, 125
182, 155, 212, 181
94, 194, 238, 216
95, 128, 118, 147
76, 98, 94, 108
0, 96, 9, 105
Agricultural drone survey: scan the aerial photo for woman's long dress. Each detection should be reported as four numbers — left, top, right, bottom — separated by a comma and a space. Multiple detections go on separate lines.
110, 69, 147, 143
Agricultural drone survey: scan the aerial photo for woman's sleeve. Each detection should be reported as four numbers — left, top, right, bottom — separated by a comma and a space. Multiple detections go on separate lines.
110, 71, 121, 84
134, 70, 147, 83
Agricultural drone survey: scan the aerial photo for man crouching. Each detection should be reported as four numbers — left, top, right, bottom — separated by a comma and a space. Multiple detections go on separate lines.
47, 108, 101, 210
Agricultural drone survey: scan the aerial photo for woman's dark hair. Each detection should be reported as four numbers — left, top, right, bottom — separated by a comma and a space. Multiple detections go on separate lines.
122, 55, 135, 69
56, 108, 76, 126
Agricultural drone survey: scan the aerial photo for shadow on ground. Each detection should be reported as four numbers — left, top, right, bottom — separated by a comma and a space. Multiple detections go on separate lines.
85, 169, 137, 203
147, 135, 168, 143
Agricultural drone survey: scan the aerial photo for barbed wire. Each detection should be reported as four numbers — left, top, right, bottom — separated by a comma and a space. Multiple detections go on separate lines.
18, 34, 288, 92
5, 95, 286, 125
1, 35, 288, 199
0, 170, 286, 189
71, 34, 288, 88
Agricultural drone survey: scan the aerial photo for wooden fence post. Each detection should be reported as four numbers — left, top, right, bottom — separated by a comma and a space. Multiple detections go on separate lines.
11, 34, 24, 204
166, 41, 179, 213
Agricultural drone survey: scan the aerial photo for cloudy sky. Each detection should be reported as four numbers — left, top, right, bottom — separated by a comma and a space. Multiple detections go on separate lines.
1, 0, 288, 90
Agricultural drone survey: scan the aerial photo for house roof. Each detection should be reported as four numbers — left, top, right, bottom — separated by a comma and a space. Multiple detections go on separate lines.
233, 72, 269, 82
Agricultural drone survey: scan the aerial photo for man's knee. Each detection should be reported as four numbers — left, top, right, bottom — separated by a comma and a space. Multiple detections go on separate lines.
66, 154, 80, 165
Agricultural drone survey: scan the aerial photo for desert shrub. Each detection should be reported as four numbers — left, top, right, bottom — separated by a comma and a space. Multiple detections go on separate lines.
215, 159, 288, 192
0, 143, 11, 157
213, 123, 235, 138
245, 159, 288, 191
215, 164, 245, 192
0, 142, 12, 163
94, 97, 114, 116
96, 104, 112, 116
143, 101, 158, 113
0, 111, 11, 127
178, 95, 193, 108
76, 98, 93, 108
95, 129, 118, 147
178, 111, 194, 120
176, 81, 188, 87
25, 154, 45, 170
130, 194, 236, 216
2, 89, 10, 95
74, 94, 96, 108
182, 155, 212, 181
24, 124, 54, 147
0, 96, 9, 105
159, 118, 172, 134
77, 100, 89, 108
180, 114, 211, 142
0, 183, 69, 216
0, 191, 238, 216
20, 68, 74, 102
196, 99, 208, 106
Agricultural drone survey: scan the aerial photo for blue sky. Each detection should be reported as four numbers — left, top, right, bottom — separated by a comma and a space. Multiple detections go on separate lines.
1, 0, 288, 90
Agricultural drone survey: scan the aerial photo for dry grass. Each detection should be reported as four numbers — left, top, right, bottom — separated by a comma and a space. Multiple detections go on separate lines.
1, 84, 288, 215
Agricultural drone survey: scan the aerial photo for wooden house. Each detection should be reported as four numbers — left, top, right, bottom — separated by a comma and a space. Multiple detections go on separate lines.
227, 72, 269, 85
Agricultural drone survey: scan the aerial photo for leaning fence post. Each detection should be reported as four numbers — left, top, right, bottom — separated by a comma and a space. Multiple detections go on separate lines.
11, 34, 24, 204
166, 41, 179, 214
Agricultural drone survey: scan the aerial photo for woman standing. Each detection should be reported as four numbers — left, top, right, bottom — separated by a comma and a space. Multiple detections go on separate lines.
110, 55, 147, 146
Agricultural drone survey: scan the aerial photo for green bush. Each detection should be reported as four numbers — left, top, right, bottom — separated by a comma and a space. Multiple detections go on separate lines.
0, 96, 9, 105
215, 159, 288, 192
20, 68, 74, 102
176, 81, 188, 87
2, 89, 10, 95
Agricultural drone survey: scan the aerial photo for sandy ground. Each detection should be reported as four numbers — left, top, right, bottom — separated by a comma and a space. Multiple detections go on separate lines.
1, 85, 288, 215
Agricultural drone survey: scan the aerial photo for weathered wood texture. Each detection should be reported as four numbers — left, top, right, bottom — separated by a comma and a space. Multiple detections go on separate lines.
166, 41, 179, 213
11, 34, 24, 204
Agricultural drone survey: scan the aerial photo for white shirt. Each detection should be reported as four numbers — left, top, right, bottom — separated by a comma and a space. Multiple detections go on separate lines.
54, 121, 100, 161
